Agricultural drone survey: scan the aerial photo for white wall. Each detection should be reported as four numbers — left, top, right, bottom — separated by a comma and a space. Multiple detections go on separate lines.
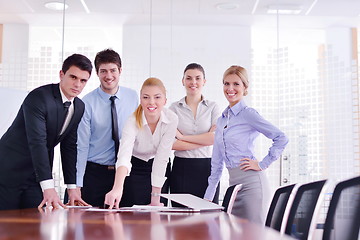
0, 87, 27, 137
122, 25, 252, 110
0, 24, 29, 90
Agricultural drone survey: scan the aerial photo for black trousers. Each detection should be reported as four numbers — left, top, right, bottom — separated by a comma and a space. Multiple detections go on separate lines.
120, 156, 171, 207
81, 161, 116, 207
0, 174, 42, 210
170, 157, 220, 206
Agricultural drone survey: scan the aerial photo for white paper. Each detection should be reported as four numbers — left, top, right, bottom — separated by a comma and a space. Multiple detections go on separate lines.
84, 205, 197, 213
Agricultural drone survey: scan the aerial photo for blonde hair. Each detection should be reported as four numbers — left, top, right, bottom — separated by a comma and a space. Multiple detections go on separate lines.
223, 65, 249, 96
134, 77, 166, 128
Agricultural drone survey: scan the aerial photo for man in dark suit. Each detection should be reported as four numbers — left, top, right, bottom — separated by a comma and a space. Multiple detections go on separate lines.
0, 53, 92, 210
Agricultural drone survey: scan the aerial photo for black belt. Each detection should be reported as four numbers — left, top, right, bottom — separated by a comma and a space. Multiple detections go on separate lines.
87, 161, 115, 170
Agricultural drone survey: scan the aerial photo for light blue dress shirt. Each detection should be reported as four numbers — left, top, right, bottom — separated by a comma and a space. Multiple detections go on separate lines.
76, 86, 138, 187
204, 100, 289, 200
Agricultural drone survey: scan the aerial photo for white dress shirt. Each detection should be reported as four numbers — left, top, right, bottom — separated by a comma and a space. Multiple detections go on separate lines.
40, 86, 76, 191
169, 96, 221, 158
116, 108, 178, 188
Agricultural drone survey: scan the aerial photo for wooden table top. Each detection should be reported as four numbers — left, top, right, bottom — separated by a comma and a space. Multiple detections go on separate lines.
0, 208, 294, 240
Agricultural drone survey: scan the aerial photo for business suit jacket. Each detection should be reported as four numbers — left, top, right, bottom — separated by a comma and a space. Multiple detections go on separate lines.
0, 83, 85, 187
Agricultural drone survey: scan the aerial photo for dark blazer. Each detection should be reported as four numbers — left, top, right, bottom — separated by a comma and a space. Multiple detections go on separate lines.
0, 83, 85, 187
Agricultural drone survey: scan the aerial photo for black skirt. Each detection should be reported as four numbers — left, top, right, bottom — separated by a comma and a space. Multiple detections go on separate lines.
120, 156, 170, 207
170, 156, 219, 204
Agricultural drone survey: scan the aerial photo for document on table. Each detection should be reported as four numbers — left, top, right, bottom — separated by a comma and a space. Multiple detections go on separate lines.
65, 205, 93, 209
85, 205, 199, 212
40, 205, 93, 210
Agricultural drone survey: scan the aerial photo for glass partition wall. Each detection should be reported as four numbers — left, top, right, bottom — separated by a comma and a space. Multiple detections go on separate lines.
0, 0, 359, 206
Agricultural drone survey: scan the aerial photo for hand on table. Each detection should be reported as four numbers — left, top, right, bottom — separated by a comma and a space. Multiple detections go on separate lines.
67, 188, 89, 206
104, 188, 123, 209
38, 188, 67, 209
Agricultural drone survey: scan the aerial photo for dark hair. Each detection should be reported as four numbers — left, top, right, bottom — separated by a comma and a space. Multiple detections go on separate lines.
94, 49, 122, 74
183, 63, 205, 79
62, 54, 93, 76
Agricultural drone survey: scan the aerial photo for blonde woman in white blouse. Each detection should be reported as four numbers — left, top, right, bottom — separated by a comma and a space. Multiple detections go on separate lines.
104, 78, 178, 208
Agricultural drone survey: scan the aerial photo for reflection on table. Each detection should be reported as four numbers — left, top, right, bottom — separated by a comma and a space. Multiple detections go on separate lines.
0, 208, 295, 240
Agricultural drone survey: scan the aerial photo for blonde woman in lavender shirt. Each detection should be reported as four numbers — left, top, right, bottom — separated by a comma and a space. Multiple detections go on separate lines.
204, 65, 289, 224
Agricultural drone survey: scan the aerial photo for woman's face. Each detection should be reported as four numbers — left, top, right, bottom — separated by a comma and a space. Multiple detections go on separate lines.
140, 85, 167, 118
223, 74, 246, 107
182, 69, 206, 96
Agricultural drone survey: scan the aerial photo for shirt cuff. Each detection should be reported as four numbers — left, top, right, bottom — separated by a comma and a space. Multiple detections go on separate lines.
76, 181, 83, 188
258, 162, 265, 171
67, 184, 77, 189
151, 175, 166, 188
40, 179, 55, 191
204, 187, 215, 201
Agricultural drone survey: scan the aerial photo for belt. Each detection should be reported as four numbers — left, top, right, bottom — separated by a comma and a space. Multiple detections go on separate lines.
87, 161, 115, 171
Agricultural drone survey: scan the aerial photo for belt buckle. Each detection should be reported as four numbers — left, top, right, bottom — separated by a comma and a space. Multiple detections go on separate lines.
107, 165, 115, 170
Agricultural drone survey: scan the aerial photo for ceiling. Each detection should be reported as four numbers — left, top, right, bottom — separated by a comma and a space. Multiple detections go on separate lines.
0, 0, 359, 28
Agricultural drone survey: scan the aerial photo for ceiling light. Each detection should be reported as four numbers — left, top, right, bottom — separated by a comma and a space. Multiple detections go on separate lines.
80, 0, 91, 14
45, 1, 68, 11
267, 4, 302, 15
216, 3, 240, 10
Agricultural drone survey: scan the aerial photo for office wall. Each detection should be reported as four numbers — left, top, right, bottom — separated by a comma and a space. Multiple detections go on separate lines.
0, 24, 28, 90
0, 87, 27, 137
122, 24, 251, 110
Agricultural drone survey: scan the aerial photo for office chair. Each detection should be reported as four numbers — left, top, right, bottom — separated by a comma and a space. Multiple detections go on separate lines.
265, 183, 297, 231
322, 176, 360, 240
281, 179, 328, 240
222, 184, 242, 214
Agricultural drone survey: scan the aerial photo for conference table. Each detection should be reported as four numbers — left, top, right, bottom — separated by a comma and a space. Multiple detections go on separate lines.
0, 207, 294, 240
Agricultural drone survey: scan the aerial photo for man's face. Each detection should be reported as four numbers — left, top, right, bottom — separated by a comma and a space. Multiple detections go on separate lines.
59, 66, 90, 100
97, 63, 121, 95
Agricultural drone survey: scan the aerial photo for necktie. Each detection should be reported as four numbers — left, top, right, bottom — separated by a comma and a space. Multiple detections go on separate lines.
60, 101, 71, 135
110, 96, 119, 161
63, 101, 71, 119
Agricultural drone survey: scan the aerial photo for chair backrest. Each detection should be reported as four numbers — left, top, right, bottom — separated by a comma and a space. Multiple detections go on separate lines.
222, 184, 242, 214
265, 183, 297, 231
322, 176, 360, 240
281, 179, 328, 240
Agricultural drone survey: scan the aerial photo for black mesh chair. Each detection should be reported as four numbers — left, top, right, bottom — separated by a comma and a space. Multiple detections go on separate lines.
222, 184, 242, 214
322, 176, 360, 240
265, 183, 297, 231
282, 179, 328, 240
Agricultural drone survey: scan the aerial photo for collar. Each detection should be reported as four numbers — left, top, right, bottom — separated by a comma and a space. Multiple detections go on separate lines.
97, 86, 121, 101
142, 109, 171, 126
178, 95, 209, 107
222, 100, 247, 117
59, 85, 74, 104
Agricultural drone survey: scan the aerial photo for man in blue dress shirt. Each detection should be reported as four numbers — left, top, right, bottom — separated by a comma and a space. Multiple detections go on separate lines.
75, 49, 138, 207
